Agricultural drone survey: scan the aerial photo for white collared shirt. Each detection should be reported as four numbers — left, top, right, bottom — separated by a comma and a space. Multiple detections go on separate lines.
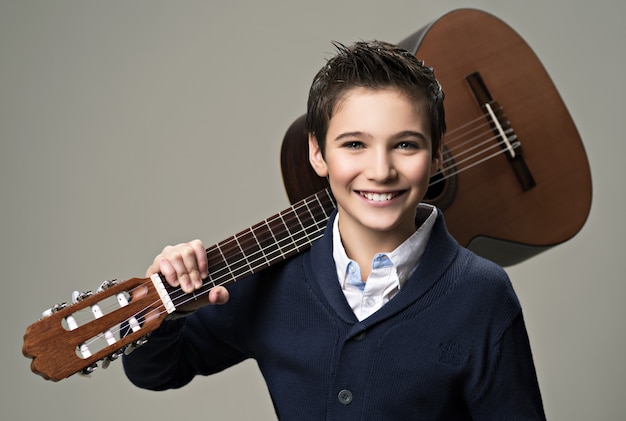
332, 204, 438, 321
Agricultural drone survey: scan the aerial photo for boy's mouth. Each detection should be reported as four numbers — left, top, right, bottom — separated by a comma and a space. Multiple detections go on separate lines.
357, 191, 404, 202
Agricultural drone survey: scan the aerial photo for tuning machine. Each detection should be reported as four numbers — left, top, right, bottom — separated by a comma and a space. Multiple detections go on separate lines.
41, 302, 67, 318
97, 279, 118, 292
123, 336, 149, 355
80, 363, 98, 377
101, 349, 124, 369
71, 290, 93, 303
40, 279, 115, 319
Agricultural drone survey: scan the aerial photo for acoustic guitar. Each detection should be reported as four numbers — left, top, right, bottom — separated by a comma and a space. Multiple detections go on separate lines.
282, 8, 591, 267
22, 8, 591, 382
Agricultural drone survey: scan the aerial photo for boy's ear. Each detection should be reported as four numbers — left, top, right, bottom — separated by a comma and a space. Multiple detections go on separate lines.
308, 133, 329, 177
430, 144, 443, 176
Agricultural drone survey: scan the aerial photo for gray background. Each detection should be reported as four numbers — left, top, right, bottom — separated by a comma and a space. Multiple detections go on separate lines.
2, 1, 624, 419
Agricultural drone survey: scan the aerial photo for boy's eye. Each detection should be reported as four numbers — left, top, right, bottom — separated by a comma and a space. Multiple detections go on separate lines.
342, 141, 363, 149
396, 141, 419, 150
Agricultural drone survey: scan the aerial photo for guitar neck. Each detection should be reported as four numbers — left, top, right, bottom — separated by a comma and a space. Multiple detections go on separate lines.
172, 188, 336, 306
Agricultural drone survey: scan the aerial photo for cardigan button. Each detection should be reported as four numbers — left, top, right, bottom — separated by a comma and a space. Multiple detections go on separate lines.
352, 331, 366, 341
337, 389, 353, 405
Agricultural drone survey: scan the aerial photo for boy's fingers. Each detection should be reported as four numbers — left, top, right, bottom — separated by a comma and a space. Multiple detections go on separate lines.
208, 286, 229, 305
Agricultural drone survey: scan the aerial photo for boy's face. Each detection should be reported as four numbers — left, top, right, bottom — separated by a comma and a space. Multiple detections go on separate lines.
309, 87, 441, 246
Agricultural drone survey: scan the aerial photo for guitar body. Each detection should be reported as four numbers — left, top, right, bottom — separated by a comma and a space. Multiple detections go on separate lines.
281, 8, 592, 266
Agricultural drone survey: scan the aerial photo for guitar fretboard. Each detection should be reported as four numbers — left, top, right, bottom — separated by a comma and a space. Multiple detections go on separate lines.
171, 188, 336, 306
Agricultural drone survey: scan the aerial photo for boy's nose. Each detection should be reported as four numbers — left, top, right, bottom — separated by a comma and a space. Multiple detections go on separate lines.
366, 152, 397, 182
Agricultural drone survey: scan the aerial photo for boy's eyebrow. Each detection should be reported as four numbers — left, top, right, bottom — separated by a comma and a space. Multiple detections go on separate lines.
392, 130, 429, 142
333, 130, 428, 142
333, 131, 369, 141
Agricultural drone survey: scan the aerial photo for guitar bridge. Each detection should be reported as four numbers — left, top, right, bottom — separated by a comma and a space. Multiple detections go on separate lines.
465, 71, 536, 192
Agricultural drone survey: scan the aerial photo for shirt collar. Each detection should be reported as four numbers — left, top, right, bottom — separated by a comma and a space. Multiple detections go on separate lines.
332, 204, 438, 288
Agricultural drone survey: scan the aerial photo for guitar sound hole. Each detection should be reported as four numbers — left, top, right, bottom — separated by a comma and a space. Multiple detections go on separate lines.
424, 147, 457, 212
425, 170, 446, 200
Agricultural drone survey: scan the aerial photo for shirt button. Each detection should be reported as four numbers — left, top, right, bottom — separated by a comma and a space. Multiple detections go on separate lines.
337, 389, 353, 405
364, 296, 376, 307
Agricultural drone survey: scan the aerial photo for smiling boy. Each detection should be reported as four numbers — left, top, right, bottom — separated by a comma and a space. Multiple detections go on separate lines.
123, 41, 545, 419
308, 86, 439, 281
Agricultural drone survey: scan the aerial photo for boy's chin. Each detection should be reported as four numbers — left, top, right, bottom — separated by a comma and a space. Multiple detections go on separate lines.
349, 213, 417, 236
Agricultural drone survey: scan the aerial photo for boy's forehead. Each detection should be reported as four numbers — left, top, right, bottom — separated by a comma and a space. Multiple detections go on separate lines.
328, 87, 431, 139
331, 87, 429, 121
333, 86, 426, 113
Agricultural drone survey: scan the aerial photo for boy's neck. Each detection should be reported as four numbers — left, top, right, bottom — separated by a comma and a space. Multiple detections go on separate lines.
337, 215, 417, 281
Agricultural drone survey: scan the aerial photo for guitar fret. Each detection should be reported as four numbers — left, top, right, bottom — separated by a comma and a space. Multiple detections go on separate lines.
252, 219, 283, 264
303, 197, 324, 238
281, 207, 310, 252
266, 216, 288, 259
320, 189, 336, 218
216, 236, 251, 281
233, 231, 254, 273
239, 227, 268, 270
277, 211, 300, 253
292, 205, 311, 244
264, 218, 286, 261
209, 243, 232, 284
230, 262, 255, 280
249, 226, 271, 268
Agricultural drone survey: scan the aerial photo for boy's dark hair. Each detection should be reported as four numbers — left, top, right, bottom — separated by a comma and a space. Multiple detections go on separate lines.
306, 40, 446, 155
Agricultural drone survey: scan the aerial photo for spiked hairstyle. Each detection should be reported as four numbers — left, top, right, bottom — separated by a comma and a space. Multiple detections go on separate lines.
306, 40, 446, 155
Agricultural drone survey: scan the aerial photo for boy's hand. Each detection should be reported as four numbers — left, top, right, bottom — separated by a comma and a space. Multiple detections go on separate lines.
146, 240, 229, 308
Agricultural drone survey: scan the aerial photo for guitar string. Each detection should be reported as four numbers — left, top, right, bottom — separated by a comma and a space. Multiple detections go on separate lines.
444, 114, 494, 141
432, 133, 519, 185
429, 106, 518, 184
440, 105, 507, 145
78, 110, 517, 355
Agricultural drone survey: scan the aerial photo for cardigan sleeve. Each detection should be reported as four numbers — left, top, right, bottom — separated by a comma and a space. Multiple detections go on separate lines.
122, 296, 249, 391
468, 312, 546, 420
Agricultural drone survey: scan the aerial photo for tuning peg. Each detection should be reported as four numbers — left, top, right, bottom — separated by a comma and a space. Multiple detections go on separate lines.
80, 363, 98, 377
97, 279, 118, 292
71, 290, 93, 304
101, 350, 123, 369
123, 336, 149, 355
41, 302, 67, 318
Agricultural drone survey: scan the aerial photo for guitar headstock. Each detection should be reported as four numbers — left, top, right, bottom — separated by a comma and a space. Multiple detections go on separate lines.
22, 277, 170, 381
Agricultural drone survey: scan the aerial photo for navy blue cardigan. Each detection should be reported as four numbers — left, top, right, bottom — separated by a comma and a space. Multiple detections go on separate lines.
123, 210, 545, 420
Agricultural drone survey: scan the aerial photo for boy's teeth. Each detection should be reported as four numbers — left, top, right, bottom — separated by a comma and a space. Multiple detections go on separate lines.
362, 192, 395, 201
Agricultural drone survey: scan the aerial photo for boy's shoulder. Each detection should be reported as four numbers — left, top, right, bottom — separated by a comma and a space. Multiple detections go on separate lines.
450, 246, 522, 315
453, 245, 513, 286
426, 210, 511, 287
